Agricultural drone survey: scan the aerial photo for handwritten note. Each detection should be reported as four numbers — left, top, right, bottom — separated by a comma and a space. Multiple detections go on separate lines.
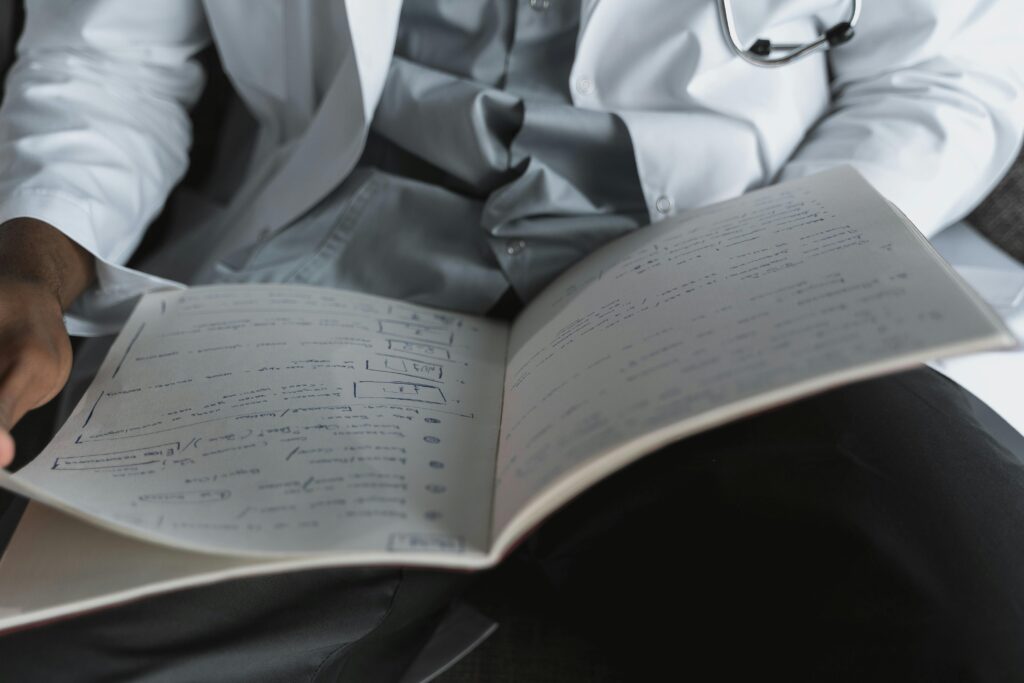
3, 285, 507, 557
492, 168, 1010, 540
0, 169, 1009, 567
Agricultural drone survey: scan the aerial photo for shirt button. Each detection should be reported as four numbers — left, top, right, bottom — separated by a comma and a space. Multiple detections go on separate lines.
655, 196, 673, 215
528, 0, 551, 10
575, 77, 594, 95
505, 239, 527, 256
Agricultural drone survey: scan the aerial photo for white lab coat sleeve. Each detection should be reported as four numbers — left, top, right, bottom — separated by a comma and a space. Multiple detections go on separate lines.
0, 1, 209, 335
778, 0, 1024, 238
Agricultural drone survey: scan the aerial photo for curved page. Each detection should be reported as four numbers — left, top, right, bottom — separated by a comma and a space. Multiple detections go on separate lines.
0, 285, 507, 559
491, 167, 1014, 553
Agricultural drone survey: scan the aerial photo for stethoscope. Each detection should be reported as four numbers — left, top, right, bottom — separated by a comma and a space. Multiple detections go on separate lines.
717, 0, 861, 67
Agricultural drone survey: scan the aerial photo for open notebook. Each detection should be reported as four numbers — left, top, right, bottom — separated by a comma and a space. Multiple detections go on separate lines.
0, 167, 1013, 631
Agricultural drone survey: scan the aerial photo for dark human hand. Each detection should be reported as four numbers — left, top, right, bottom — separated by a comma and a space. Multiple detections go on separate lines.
0, 218, 95, 467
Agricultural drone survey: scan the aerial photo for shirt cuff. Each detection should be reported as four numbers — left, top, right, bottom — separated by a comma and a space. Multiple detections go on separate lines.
66, 260, 185, 337
0, 189, 185, 337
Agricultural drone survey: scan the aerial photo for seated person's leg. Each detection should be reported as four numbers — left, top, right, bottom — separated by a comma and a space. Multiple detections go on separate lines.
4, 367, 1021, 681
0, 560, 465, 682
522, 368, 1024, 682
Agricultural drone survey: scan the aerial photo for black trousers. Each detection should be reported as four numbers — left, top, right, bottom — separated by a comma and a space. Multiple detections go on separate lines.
521, 367, 1024, 681
1, 367, 1022, 682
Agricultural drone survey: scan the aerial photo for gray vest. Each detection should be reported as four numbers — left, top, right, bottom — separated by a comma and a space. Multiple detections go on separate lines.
196, 0, 647, 316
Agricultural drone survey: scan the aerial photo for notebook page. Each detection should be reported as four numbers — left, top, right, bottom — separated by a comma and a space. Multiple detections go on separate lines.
0, 501, 497, 633
490, 167, 1013, 550
0, 284, 507, 558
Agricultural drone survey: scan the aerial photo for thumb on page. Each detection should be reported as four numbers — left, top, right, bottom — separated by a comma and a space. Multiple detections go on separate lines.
0, 360, 62, 469
0, 428, 12, 469
0, 281, 79, 469
0, 372, 36, 469
0, 338, 71, 469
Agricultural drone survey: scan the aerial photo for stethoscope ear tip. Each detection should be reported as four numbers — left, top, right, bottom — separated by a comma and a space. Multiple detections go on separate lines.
749, 39, 772, 57
825, 21, 855, 47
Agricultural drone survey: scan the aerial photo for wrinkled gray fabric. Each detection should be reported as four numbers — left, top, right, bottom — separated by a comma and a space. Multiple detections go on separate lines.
196, 0, 648, 312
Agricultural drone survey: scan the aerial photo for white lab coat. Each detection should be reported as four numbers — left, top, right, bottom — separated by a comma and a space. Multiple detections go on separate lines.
0, 0, 1022, 338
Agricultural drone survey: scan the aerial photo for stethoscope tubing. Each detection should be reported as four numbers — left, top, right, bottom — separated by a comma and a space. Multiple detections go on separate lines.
717, 0, 861, 67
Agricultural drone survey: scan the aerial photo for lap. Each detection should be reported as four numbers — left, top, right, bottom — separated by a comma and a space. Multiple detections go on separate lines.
2, 367, 1022, 682
521, 367, 1024, 681
0, 532, 465, 682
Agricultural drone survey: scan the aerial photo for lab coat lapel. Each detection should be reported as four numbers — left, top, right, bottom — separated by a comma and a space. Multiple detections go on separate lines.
227, 0, 402, 248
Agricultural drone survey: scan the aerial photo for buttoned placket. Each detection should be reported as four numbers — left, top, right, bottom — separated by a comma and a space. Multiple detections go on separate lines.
501, 0, 567, 266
